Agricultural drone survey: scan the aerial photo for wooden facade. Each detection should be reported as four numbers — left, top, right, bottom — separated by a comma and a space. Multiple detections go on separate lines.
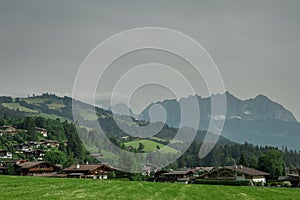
15, 161, 61, 176
155, 170, 194, 183
199, 166, 269, 184
63, 164, 115, 179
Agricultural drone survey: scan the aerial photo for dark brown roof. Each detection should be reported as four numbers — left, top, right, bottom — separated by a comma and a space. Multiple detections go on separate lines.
163, 170, 193, 176
278, 175, 299, 182
17, 161, 47, 169
63, 164, 101, 172
194, 167, 214, 172
224, 166, 269, 176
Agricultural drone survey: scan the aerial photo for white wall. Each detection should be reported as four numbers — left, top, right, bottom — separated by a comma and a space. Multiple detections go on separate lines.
252, 177, 266, 184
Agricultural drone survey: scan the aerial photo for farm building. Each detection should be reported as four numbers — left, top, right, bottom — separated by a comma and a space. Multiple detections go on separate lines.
142, 165, 152, 176
198, 165, 269, 184
154, 170, 194, 183
0, 150, 13, 159
15, 161, 61, 176
0, 125, 17, 135
63, 164, 116, 179
278, 169, 300, 187
35, 127, 48, 137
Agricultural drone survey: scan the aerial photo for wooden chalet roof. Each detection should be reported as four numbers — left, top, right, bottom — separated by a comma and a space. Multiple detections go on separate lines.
278, 174, 299, 182
63, 164, 101, 172
63, 164, 116, 172
194, 166, 214, 172
224, 166, 270, 176
163, 170, 193, 176
16, 161, 52, 169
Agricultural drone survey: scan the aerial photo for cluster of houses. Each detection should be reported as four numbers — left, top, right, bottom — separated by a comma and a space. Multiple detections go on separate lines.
0, 139, 60, 161
148, 165, 270, 185
0, 157, 299, 187
0, 125, 61, 161
147, 165, 300, 187
1, 125, 299, 186
0, 125, 18, 135
0, 125, 48, 137
0, 159, 117, 179
278, 169, 300, 187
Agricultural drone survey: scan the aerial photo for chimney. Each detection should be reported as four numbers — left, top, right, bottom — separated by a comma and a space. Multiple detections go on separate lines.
76, 163, 80, 169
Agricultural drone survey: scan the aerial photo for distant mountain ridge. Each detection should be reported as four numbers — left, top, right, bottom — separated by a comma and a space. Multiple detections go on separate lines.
1, 92, 300, 149
140, 92, 296, 128
225, 92, 296, 122
139, 92, 300, 149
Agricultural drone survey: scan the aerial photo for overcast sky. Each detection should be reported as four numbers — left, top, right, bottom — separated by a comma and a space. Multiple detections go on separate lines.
0, 0, 299, 120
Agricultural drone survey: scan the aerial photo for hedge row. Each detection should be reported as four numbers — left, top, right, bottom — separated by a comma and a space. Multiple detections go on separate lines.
194, 179, 252, 186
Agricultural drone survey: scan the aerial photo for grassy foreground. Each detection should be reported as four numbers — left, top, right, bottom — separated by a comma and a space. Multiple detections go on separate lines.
0, 175, 299, 200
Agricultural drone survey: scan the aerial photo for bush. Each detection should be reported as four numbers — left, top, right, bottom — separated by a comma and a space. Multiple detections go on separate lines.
282, 181, 292, 187
267, 181, 280, 187
194, 179, 252, 186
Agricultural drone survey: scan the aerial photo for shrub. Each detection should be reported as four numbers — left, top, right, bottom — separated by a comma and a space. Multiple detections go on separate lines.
282, 181, 292, 187
267, 181, 280, 187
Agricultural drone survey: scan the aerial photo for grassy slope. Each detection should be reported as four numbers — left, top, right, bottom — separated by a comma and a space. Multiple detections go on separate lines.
2, 103, 38, 113
125, 139, 178, 153
0, 175, 299, 200
47, 102, 65, 110
7, 96, 100, 121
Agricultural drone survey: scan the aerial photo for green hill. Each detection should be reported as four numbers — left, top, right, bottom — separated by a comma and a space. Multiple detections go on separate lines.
0, 175, 298, 200
0, 94, 111, 121
125, 139, 178, 153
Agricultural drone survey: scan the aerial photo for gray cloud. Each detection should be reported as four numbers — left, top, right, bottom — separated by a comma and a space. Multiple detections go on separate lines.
0, 0, 299, 119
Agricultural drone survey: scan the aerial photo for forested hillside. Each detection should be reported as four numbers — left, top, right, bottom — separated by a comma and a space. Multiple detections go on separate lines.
1, 94, 300, 179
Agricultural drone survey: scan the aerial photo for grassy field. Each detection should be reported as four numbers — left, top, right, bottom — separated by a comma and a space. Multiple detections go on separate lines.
0, 175, 299, 200
47, 102, 65, 110
125, 139, 178, 153
1, 103, 38, 113
21, 98, 48, 105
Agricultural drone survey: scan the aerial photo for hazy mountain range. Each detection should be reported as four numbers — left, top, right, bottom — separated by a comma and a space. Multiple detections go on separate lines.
0, 92, 299, 150
139, 92, 300, 149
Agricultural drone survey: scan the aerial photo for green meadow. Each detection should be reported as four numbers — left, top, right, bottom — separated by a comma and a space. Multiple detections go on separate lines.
0, 175, 299, 200
125, 139, 178, 153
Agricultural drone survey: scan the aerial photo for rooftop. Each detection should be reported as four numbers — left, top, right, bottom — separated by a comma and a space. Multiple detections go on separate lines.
224, 166, 270, 176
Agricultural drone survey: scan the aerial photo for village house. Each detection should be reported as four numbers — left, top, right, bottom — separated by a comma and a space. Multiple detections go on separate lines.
163, 170, 194, 183
63, 164, 116, 179
0, 164, 7, 174
15, 161, 61, 176
28, 141, 41, 148
0, 125, 17, 135
278, 169, 300, 187
14, 143, 32, 152
194, 166, 214, 173
23, 150, 45, 161
142, 165, 152, 176
40, 140, 60, 148
193, 166, 214, 177
35, 127, 48, 137
0, 150, 13, 159
198, 165, 269, 185
154, 170, 194, 183
0, 159, 28, 174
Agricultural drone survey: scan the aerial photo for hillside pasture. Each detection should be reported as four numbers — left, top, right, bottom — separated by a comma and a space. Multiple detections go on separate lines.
125, 139, 178, 153
1, 103, 38, 113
